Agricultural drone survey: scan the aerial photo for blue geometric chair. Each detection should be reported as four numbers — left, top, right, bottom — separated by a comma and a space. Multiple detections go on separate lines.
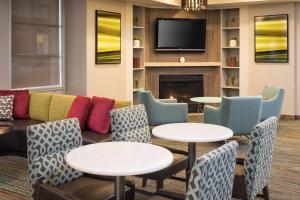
137, 89, 188, 126
260, 86, 285, 121
27, 118, 134, 200
232, 117, 278, 200
204, 96, 262, 136
110, 105, 188, 190
148, 141, 239, 200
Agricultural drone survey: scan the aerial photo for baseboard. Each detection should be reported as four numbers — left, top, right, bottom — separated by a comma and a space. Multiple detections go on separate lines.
281, 115, 297, 120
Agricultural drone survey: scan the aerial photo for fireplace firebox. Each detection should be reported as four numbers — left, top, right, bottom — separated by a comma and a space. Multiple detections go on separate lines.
159, 75, 204, 113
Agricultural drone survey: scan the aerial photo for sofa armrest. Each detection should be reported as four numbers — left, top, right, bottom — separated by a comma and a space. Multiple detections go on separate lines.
159, 99, 178, 103
203, 105, 221, 125
35, 181, 81, 200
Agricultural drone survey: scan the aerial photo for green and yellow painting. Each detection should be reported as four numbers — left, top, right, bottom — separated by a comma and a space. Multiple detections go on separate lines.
255, 14, 288, 63
96, 10, 121, 64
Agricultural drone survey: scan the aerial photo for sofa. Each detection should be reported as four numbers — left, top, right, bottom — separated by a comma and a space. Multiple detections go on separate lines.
0, 92, 131, 157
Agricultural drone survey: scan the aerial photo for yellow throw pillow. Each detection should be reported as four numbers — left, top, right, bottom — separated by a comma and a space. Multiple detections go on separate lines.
29, 93, 53, 122
114, 100, 131, 109
48, 94, 76, 121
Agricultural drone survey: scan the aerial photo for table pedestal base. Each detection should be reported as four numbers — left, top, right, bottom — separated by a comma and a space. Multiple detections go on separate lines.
115, 176, 125, 200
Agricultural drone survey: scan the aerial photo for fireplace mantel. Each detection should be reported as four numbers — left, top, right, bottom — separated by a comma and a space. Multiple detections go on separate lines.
145, 64, 221, 99
145, 62, 221, 68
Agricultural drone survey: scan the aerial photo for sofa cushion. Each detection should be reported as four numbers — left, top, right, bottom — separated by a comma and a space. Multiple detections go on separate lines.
67, 96, 91, 130
0, 95, 14, 120
0, 90, 30, 119
114, 100, 131, 109
87, 97, 115, 134
48, 94, 76, 121
29, 93, 53, 122
82, 130, 112, 145
0, 119, 42, 154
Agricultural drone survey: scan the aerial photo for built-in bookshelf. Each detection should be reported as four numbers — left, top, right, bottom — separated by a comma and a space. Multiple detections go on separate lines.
132, 6, 145, 104
221, 8, 240, 97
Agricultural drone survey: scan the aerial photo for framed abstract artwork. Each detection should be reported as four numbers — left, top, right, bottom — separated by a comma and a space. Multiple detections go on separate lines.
95, 10, 121, 64
255, 14, 288, 63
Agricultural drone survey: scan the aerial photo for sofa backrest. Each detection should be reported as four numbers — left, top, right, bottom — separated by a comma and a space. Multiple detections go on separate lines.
29, 93, 131, 122
48, 94, 76, 121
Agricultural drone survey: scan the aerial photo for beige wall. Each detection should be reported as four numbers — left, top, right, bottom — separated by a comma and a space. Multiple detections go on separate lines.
86, 0, 133, 100
296, 3, 300, 115
244, 3, 297, 116
0, 0, 10, 89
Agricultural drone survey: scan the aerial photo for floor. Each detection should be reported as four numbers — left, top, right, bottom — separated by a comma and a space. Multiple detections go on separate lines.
0, 116, 299, 200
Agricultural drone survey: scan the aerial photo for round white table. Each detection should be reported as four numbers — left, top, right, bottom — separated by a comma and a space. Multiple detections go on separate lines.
190, 97, 222, 112
66, 142, 173, 200
152, 123, 233, 186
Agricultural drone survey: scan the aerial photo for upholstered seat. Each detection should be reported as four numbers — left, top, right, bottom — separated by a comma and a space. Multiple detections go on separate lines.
204, 96, 262, 136
27, 118, 135, 200
148, 141, 239, 200
137, 89, 188, 126
110, 105, 188, 190
232, 117, 279, 200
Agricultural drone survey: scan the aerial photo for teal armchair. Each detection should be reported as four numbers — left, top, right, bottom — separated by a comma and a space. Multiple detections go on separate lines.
137, 90, 188, 126
204, 96, 262, 136
260, 86, 285, 121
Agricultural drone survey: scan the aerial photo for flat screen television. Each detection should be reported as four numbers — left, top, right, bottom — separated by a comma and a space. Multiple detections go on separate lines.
155, 18, 206, 52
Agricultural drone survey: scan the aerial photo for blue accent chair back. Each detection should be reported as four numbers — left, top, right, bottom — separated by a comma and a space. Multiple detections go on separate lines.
137, 90, 188, 126
204, 96, 262, 136
260, 86, 285, 121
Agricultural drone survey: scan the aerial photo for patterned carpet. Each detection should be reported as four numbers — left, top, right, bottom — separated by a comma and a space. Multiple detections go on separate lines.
0, 116, 299, 200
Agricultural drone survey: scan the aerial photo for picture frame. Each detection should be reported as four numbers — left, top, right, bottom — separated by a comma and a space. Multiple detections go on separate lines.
254, 14, 288, 63
95, 10, 121, 64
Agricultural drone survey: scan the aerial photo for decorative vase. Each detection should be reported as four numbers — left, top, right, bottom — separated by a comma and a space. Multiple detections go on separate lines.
233, 77, 239, 87
133, 40, 140, 48
179, 57, 186, 63
229, 56, 237, 67
134, 79, 139, 89
229, 39, 237, 47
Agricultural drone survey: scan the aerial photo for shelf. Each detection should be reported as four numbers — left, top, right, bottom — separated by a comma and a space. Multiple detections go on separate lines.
133, 47, 144, 49
222, 46, 239, 49
222, 86, 240, 90
145, 62, 221, 67
222, 67, 239, 69
133, 68, 145, 71
222, 27, 240, 30
133, 26, 144, 29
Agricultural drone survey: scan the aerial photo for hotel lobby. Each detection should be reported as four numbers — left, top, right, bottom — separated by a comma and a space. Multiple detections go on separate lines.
0, 0, 299, 199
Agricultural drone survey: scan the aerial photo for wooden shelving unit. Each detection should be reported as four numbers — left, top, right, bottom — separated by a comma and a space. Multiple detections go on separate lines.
220, 8, 240, 97
132, 6, 145, 104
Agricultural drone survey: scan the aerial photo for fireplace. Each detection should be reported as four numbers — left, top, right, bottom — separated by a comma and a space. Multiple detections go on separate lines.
159, 75, 204, 113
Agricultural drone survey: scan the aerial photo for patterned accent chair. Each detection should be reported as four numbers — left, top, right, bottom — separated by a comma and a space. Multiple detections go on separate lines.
110, 105, 188, 190
27, 118, 135, 200
148, 141, 239, 200
204, 96, 262, 136
260, 86, 285, 121
232, 117, 278, 200
137, 89, 188, 126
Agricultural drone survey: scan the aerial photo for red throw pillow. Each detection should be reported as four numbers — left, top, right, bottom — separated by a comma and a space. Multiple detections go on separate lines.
0, 90, 29, 119
87, 96, 115, 134
67, 96, 91, 130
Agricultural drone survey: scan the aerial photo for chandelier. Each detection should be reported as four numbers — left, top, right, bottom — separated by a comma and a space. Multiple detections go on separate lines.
184, 0, 207, 11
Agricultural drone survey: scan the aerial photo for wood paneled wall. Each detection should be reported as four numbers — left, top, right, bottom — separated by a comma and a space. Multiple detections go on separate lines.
145, 9, 221, 62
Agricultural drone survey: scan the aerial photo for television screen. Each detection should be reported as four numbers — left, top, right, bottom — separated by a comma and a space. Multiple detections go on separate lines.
156, 18, 206, 51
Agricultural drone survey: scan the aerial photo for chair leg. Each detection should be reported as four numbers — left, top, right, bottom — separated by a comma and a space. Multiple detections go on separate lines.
142, 178, 147, 187
263, 186, 270, 200
156, 180, 164, 190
